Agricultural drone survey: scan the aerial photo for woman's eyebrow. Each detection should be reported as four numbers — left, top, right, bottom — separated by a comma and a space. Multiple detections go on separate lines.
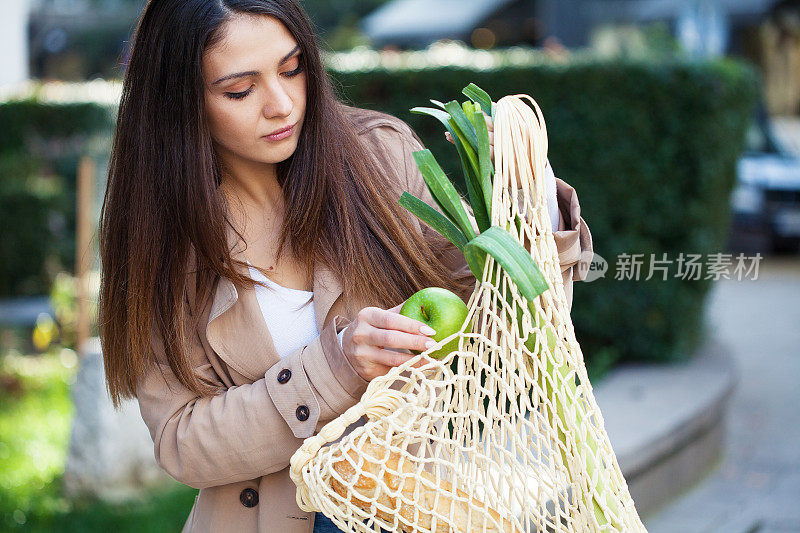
212, 45, 301, 86
278, 44, 301, 66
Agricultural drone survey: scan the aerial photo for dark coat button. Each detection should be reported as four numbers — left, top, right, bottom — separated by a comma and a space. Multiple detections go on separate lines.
277, 369, 291, 384
296, 405, 310, 421
239, 488, 258, 508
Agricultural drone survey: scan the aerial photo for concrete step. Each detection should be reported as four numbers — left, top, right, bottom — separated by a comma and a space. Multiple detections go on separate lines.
594, 337, 738, 518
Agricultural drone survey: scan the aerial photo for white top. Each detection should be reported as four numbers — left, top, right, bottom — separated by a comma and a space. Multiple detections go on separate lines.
249, 163, 558, 358
247, 262, 343, 358
545, 159, 560, 233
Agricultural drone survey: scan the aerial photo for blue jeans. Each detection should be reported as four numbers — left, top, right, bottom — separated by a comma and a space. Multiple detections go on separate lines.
313, 512, 345, 532
313, 512, 395, 532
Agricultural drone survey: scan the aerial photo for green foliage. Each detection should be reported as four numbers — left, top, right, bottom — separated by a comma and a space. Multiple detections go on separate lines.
300, 0, 390, 49
0, 191, 61, 296
0, 351, 74, 529
0, 351, 197, 532
0, 99, 112, 297
0, 101, 109, 153
331, 56, 759, 368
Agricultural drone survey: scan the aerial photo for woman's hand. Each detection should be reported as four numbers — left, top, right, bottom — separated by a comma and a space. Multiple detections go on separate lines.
444, 112, 494, 160
341, 302, 438, 382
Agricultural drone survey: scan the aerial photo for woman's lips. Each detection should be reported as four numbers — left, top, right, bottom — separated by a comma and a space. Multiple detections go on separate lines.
264, 124, 295, 141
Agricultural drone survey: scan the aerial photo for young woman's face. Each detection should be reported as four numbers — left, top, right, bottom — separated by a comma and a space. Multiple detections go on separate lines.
202, 14, 307, 170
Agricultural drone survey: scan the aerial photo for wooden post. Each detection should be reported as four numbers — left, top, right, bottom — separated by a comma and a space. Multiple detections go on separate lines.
75, 156, 95, 355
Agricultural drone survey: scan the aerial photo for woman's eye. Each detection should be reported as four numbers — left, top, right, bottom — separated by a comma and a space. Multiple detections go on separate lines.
284, 55, 304, 78
224, 87, 253, 100
283, 65, 304, 78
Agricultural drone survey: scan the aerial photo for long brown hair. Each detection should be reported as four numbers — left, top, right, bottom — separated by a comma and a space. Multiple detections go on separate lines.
99, 0, 474, 408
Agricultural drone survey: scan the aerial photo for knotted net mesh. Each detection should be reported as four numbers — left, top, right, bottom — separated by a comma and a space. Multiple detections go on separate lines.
290, 94, 646, 532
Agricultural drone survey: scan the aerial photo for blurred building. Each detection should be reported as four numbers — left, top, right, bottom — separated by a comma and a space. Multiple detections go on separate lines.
1, 0, 30, 86
360, 0, 540, 49
362, 0, 778, 53
362, 0, 799, 114
27, 0, 143, 80
544, 0, 777, 54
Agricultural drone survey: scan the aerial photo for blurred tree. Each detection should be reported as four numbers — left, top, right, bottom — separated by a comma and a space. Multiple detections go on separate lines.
300, 0, 389, 50
322, 11, 373, 51
29, 0, 390, 79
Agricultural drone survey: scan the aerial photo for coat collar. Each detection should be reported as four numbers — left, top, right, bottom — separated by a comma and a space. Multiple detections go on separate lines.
204, 223, 344, 381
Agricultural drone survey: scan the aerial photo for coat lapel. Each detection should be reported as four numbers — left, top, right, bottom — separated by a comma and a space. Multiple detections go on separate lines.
312, 263, 343, 332
204, 224, 344, 381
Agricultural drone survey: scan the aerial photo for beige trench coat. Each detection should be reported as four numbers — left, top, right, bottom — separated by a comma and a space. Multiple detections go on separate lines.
134, 105, 594, 533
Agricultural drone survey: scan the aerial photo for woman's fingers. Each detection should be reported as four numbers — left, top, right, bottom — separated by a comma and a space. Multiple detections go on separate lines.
356, 349, 429, 381
363, 305, 435, 336
375, 347, 424, 367
360, 323, 436, 352
345, 305, 442, 381
350, 342, 430, 379
368, 346, 431, 371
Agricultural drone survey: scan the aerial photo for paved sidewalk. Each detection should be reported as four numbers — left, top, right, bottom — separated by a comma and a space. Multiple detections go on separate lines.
642, 257, 800, 533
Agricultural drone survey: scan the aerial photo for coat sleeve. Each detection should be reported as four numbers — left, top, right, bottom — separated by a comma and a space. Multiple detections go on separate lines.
135, 305, 370, 489
370, 123, 593, 310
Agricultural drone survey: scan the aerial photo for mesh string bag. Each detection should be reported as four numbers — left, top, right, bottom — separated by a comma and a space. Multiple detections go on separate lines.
290, 93, 647, 532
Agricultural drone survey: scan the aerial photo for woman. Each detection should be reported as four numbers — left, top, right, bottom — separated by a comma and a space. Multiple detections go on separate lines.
98, 1, 593, 532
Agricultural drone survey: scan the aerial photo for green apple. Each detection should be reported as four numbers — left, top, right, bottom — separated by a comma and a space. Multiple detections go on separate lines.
399, 287, 469, 360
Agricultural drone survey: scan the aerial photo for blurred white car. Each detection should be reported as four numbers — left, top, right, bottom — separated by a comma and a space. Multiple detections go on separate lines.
729, 106, 800, 254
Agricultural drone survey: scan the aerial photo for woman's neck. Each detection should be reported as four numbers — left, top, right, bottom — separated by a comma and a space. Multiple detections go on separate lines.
217, 150, 284, 214
220, 175, 284, 218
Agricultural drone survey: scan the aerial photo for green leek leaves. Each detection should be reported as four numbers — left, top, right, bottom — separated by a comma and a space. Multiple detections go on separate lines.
401, 83, 549, 304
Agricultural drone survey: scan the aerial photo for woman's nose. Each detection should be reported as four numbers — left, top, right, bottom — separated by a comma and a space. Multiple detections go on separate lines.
261, 83, 294, 119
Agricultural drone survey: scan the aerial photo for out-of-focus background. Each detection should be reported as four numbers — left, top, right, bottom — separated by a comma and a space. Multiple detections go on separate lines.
0, 0, 798, 531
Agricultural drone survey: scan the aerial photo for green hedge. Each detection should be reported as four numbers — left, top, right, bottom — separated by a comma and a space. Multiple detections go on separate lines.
0, 57, 758, 371
330, 56, 759, 369
0, 99, 112, 297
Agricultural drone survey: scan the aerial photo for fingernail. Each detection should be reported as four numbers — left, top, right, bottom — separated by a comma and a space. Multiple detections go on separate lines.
425, 340, 437, 350
420, 325, 436, 335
